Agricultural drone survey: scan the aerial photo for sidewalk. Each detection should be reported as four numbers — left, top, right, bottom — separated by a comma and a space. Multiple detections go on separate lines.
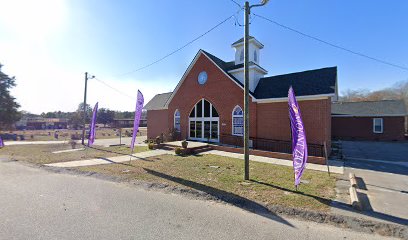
45, 148, 343, 174
45, 149, 172, 168
203, 150, 344, 174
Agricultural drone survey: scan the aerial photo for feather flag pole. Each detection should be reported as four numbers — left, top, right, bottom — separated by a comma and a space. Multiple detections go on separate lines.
288, 86, 308, 189
130, 90, 144, 163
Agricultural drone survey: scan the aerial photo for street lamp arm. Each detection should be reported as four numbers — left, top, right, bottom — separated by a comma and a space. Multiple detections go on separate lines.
250, 0, 269, 9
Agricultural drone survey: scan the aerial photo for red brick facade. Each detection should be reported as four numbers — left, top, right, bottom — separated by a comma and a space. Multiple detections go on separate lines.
147, 52, 332, 157
146, 109, 168, 139
332, 116, 405, 141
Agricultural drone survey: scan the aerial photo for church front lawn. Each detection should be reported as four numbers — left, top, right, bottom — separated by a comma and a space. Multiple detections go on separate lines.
0, 144, 149, 165
77, 153, 337, 212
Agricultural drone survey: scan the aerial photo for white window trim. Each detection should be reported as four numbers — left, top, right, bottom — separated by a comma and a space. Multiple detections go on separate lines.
373, 118, 383, 134
188, 99, 219, 142
232, 105, 244, 136
174, 109, 181, 132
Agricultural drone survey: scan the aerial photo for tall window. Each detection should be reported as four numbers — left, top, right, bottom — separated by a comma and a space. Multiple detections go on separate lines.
189, 99, 219, 141
174, 109, 180, 132
373, 118, 383, 133
232, 106, 243, 136
254, 50, 258, 62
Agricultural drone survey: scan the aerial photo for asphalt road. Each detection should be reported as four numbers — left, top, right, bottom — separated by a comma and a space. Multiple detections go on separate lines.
0, 160, 391, 240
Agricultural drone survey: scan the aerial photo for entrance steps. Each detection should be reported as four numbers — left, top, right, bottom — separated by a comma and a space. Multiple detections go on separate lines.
162, 141, 213, 154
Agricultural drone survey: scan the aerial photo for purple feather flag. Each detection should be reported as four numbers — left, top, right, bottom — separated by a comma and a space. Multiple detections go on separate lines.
130, 90, 144, 153
88, 102, 98, 147
288, 87, 308, 187
0, 136, 4, 148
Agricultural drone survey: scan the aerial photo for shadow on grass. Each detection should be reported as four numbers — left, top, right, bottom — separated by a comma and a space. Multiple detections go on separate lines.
252, 179, 408, 226
86, 145, 150, 160
142, 167, 294, 227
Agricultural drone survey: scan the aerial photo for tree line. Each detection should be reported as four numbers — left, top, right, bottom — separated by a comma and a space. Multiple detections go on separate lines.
340, 80, 408, 110
30, 104, 146, 129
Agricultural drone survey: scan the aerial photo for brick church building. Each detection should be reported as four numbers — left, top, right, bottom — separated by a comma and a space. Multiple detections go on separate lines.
145, 37, 338, 157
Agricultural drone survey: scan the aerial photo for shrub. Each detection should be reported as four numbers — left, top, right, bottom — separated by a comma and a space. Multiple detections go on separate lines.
148, 143, 154, 150
68, 139, 77, 149
175, 147, 182, 155
71, 133, 81, 140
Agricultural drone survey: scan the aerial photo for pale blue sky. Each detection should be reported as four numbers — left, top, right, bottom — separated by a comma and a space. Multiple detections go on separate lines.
0, 0, 407, 113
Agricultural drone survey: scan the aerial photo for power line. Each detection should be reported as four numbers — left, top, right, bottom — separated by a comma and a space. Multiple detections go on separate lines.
229, 0, 242, 9
117, 12, 240, 77
93, 77, 136, 101
253, 13, 408, 72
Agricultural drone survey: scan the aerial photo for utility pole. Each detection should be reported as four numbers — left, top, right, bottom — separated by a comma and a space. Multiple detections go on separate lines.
81, 72, 95, 145
81, 72, 88, 145
243, 0, 269, 180
244, 1, 250, 180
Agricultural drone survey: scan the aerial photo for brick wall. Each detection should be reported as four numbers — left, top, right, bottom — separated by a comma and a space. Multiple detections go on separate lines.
148, 51, 332, 157
256, 98, 332, 147
147, 109, 169, 139
332, 116, 406, 141
167, 53, 258, 140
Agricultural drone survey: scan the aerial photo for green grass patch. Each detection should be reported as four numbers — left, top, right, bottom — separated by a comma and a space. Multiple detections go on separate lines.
77, 154, 337, 211
0, 144, 149, 164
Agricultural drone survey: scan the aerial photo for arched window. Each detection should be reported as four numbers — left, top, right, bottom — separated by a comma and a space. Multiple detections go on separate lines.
174, 109, 180, 132
189, 99, 219, 141
240, 49, 244, 62
232, 106, 243, 136
254, 50, 258, 62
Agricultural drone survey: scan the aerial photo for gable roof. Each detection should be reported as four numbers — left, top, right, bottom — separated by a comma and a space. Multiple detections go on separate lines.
146, 50, 338, 110
255, 67, 337, 99
162, 50, 257, 108
144, 92, 172, 110
201, 50, 257, 96
332, 100, 407, 117
231, 36, 264, 48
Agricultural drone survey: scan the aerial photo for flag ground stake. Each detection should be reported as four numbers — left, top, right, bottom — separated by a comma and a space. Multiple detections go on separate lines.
324, 141, 330, 176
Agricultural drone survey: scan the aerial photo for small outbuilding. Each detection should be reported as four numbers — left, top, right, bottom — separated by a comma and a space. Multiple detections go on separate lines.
331, 100, 407, 141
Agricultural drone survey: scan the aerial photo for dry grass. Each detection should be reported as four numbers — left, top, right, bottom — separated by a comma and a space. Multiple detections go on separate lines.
6, 127, 147, 142
0, 144, 149, 164
78, 154, 337, 211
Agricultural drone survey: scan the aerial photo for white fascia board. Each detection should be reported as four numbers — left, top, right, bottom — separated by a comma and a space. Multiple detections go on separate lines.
201, 51, 257, 99
232, 38, 264, 49
332, 114, 407, 117
164, 51, 203, 108
146, 107, 168, 111
165, 50, 257, 108
254, 94, 334, 103
228, 65, 268, 74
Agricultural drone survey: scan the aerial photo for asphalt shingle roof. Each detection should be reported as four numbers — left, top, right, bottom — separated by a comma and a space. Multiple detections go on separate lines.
231, 36, 254, 46
144, 92, 172, 110
332, 100, 407, 116
145, 50, 338, 110
254, 67, 337, 99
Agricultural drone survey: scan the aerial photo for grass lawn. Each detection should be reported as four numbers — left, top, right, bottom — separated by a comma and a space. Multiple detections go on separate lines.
0, 144, 149, 165
5, 127, 147, 142
77, 154, 337, 211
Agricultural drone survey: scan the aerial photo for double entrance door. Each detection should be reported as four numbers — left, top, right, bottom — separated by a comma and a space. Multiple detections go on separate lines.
189, 120, 219, 142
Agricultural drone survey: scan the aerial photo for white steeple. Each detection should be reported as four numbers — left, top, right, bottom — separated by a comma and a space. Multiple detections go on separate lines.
229, 36, 267, 92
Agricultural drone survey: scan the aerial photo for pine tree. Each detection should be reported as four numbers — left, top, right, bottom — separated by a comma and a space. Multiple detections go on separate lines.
0, 64, 20, 129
